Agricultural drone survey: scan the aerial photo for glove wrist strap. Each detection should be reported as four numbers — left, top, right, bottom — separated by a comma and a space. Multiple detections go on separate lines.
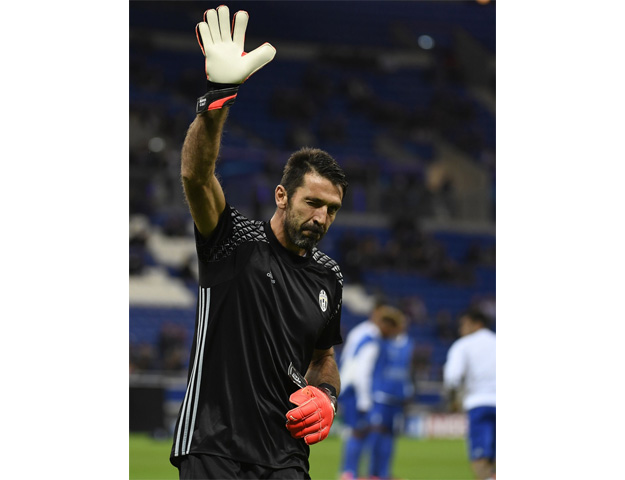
318, 383, 338, 414
196, 82, 240, 114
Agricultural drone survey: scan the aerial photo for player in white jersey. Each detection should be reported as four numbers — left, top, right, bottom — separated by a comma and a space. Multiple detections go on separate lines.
339, 313, 380, 372
338, 305, 404, 480
443, 310, 496, 480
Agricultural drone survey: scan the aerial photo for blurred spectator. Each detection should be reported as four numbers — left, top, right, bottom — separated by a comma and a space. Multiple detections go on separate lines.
358, 235, 386, 270
129, 216, 151, 275
343, 76, 376, 114
178, 253, 198, 284
411, 343, 433, 381
285, 123, 317, 150
158, 322, 187, 371
129, 242, 147, 276
129, 343, 157, 372
435, 309, 456, 345
162, 214, 189, 237
300, 65, 335, 105
270, 88, 317, 121
337, 231, 363, 283
318, 113, 348, 144
399, 295, 428, 326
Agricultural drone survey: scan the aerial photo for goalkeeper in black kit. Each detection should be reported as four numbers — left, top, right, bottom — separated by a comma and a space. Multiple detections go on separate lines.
169, 5, 348, 479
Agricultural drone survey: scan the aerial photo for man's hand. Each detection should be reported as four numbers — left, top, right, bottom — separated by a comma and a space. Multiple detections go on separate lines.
194, 5, 276, 113
285, 386, 336, 445
196, 5, 276, 85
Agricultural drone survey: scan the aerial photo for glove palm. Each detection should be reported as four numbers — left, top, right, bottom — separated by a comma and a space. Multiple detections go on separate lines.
196, 6, 276, 85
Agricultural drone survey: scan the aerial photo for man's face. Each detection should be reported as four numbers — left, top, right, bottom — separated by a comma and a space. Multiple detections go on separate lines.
459, 316, 473, 337
378, 318, 400, 339
283, 172, 343, 252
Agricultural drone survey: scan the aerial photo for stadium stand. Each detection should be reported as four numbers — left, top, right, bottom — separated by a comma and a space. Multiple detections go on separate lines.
129, 1, 495, 408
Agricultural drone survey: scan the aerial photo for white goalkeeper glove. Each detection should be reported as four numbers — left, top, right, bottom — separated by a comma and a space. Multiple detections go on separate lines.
195, 5, 276, 113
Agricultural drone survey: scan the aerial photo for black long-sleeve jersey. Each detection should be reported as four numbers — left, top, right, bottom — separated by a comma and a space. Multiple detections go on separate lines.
170, 204, 343, 470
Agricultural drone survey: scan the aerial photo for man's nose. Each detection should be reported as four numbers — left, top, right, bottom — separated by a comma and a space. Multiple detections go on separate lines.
312, 206, 328, 226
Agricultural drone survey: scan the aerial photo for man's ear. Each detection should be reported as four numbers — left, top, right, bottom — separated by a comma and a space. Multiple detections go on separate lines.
275, 185, 288, 210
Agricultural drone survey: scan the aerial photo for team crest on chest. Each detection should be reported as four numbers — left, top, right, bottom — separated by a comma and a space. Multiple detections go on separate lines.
318, 289, 328, 312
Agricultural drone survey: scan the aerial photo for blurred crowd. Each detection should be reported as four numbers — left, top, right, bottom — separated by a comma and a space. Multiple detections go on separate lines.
129, 8, 496, 224
337, 214, 495, 286
129, 321, 188, 373
129, 2, 496, 381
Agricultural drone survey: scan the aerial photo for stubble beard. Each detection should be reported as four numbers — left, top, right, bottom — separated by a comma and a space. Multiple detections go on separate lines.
284, 206, 325, 253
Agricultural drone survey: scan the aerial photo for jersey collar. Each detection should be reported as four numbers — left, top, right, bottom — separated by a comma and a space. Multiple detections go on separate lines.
264, 221, 313, 267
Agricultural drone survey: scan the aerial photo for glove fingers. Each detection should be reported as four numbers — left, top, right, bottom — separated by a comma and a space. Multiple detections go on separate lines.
243, 43, 276, 76
216, 5, 231, 42
286, 423, 329, 445
286, 417, 322, 437
286, 398, 319, 421
196, 22, 211, 53
287, 407, 323, 426
204, 9, 220, 44
304, 427, 329, 445
232, 10, 249, 50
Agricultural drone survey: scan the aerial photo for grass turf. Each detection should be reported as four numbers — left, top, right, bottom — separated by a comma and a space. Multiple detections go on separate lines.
129, 433, 474, 480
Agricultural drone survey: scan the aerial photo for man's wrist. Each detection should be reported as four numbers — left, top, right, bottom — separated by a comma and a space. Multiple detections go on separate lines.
318, 383, 338, 414
196, 82, 240, 113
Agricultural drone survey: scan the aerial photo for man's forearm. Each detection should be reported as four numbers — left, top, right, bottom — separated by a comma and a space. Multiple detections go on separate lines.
181, 108, 229, 184
305, 349, 341, 396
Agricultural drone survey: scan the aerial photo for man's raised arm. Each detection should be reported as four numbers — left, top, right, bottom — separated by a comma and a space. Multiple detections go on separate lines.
181, 109, 229, 238
180, 5, 276, 237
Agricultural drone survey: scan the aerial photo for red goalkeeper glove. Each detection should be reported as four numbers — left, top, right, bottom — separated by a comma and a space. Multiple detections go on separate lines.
285, 385, 337, 445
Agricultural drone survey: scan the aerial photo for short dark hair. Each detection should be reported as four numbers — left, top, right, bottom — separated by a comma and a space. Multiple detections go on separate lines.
461, 309, 490, 327
280, 147, 348, 199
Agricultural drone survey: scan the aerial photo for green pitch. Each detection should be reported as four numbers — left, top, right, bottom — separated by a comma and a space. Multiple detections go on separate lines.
129, 433, 474, 480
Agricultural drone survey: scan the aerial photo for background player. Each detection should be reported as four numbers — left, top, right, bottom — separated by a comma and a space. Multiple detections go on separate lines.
338, 305, 405, 480
338, 304, 383, 480
169, 5, 348, 479
443, 310, 496, 480
368, 311, 415, 480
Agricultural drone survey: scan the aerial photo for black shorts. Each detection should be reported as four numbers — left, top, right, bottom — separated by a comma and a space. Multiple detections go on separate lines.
177, 454, 311, 480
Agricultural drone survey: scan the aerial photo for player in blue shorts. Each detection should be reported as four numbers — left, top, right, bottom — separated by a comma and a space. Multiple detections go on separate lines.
467, 406, 496, 470
338, 305, 405, 480
368, 314, 415, 479
443, 310, 496, 480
